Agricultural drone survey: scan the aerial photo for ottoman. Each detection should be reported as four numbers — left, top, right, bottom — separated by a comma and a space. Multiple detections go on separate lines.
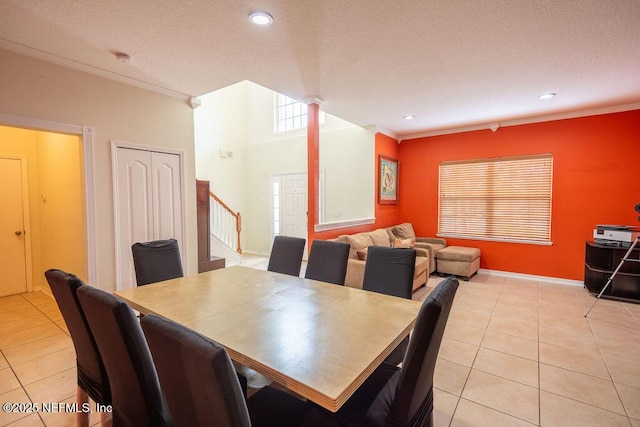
436, 246, 481, 281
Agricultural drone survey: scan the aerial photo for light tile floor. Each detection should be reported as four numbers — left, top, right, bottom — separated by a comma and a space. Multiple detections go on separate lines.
1, 256, 639, 426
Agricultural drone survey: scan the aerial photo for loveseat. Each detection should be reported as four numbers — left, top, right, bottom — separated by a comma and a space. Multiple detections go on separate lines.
333, 224, 446, 291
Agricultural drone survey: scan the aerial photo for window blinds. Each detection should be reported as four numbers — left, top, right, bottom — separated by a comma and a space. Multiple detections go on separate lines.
438, 154, 553, 243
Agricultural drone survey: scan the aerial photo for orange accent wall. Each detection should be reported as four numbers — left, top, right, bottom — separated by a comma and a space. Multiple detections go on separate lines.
399, 109, 640, 280
312, 132, 401, 242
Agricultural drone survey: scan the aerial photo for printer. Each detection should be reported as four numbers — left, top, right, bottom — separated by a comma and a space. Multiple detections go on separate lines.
593, 225, 640, 247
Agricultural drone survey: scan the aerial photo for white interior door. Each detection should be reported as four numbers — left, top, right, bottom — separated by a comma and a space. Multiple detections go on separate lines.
152, 152, 183, 244
114, 147, 183, 290
280, 173, 308, 249
0, 158, 27, 296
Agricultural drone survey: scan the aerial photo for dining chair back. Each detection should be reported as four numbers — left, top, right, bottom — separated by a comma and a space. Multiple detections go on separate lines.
141, 314, 251, 427
363, 246, 416, 364
141, 314, 333, 427
267, 235, 306, 276
363, 246, 416, 299
333, 276, 459, 427
372, 276, 459, 426
131, 238, 184, 286
45, 269, 111, 425
304, 240, 350, 285
76, 286, 172, 427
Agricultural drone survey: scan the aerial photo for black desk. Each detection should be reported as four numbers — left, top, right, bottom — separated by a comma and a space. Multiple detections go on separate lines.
584, 241, 640, 303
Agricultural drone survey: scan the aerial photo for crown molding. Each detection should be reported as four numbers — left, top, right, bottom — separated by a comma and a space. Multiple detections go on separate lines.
0, 40, 191, 100
399, 102, 640, 141
374, 126, 400, 141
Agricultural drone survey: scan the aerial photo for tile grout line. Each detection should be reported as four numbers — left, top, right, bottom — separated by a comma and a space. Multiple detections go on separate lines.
451, 276, 547, 426
449, 276, 505, 425
537, 280, 542, 427
585, 310, 634, 423
20, 293, 68, 336
10, 293, 72, 426
0, 346, 42, 426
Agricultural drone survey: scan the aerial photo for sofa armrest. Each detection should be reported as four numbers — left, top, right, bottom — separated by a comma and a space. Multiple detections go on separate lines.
416, 237, 447, 247
344, 258, 366, 289
414, 242, 438, 274
414, 247, 430, 260
414, 243, 435, 259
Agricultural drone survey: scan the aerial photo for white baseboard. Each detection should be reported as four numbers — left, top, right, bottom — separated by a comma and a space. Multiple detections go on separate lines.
242, 249, 270, 257
478, 268, 584, 287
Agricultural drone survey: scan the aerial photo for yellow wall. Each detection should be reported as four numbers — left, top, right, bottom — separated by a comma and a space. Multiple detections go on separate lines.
0, 125, 43, 289
0, 48, 196, 291
36, 131, 87, 282
0, 126, 87, 292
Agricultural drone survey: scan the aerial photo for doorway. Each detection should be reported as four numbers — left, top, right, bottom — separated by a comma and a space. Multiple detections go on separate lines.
0, 122, 91, 296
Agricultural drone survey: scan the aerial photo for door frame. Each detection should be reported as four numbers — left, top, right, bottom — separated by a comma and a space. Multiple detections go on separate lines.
0, 113, 97, 286
0, 155, 33, 292
111, 140, 187, 291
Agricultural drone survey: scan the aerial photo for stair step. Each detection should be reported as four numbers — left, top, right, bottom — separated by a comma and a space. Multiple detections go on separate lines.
198, 256, 225, 273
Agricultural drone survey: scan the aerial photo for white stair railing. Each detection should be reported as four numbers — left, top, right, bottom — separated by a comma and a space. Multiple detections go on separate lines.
209, 191, 242, 254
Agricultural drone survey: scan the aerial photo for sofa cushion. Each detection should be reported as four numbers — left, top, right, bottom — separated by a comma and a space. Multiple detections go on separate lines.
385, 228, 396, 242
356, 248, 369, 260
339, 233, 374, 259
414, 256, 429, 277
369, 229, 391, 247
393, 223, 416, 239
392, 237, 416, 248
437, 246, 481, 262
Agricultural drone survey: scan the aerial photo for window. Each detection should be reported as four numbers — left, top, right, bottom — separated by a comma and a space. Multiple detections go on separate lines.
438, 154, 553, 243
274, 93, 324, 132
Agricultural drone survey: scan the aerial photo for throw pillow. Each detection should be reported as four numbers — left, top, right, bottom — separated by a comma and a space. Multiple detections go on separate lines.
343, 233, 374, 259
356, 247, 369, 260
393, 238, 415, 248
393, 223, 416, 239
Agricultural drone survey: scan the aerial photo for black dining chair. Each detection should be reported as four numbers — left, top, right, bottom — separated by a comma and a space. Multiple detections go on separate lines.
76, 286, 172, 427
304, 240, 350, 285
327, 276, 459, 427
267, 235, 306, 276
140, 314, 335, 427
363, 246, 416, 365
45, 269, 112, 427
131, 238, 184, 286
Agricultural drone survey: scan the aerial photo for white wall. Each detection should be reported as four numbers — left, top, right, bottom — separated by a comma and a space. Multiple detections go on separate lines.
195, 80, 374, 256
320, 126, 375, 222
0, 48, 196, 291
194, 81, 248, 214
194, 81, 248, 251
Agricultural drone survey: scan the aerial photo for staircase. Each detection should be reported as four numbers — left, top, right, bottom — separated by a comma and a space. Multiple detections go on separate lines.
197, 180, 242, 272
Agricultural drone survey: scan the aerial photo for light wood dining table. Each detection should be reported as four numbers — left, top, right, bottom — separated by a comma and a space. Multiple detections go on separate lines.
114, 265, 422, 412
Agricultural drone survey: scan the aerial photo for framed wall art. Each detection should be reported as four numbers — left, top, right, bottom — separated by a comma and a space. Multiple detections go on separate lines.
378, 155, 399, 204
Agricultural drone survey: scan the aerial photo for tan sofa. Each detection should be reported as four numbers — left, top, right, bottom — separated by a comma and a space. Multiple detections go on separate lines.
334, 227, 431, 291
388, 223, 447, 274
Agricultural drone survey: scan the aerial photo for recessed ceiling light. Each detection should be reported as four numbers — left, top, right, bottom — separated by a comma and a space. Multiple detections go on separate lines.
538, 92, 556, 100
115, 52, 132, 64
249, 11, 273, 26
403, 114, 415, 120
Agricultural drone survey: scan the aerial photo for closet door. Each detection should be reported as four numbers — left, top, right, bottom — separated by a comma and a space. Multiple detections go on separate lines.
114, 147, 183, 290
152, 152, 183, 244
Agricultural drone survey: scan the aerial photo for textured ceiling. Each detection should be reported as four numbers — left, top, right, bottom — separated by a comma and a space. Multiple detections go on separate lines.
1, 0, 639, 137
